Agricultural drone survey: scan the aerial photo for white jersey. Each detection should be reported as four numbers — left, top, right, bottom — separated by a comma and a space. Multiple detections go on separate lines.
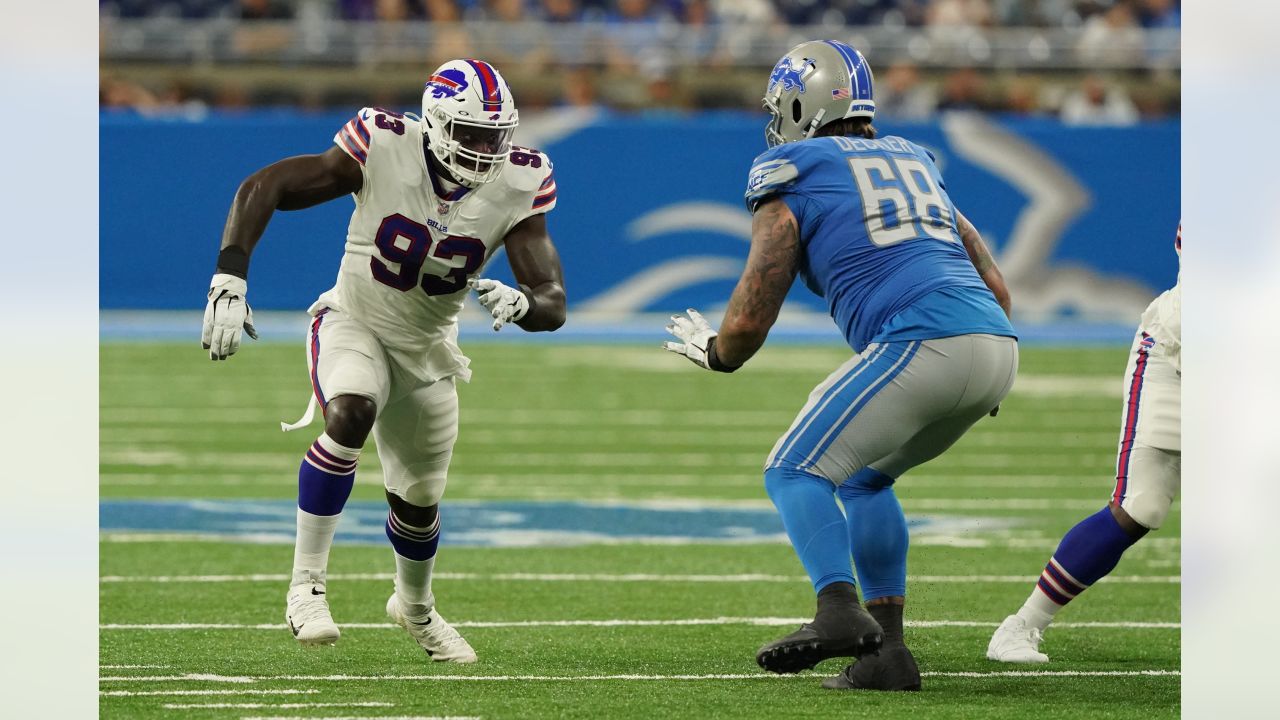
1139, 222, 1181, 374
311, 107, 557, 383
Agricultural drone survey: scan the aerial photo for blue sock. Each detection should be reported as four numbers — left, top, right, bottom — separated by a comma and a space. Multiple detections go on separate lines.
1035, 506, 1139, 606
292, 434, 360, 585
837, 467, 909, 601
385, 510, 442, 561
764, 466, 855, 592
386, 510, 442, 612
297, 434, 358, 516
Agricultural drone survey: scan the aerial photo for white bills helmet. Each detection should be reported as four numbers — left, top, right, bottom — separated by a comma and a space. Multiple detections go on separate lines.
763, 40, 876, 147
421, 59, 519, 187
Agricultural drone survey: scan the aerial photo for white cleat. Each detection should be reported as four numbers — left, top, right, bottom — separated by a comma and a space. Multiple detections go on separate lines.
285, 580, 340, 646
386, 594, 478, 663
987, 614, 1049, 663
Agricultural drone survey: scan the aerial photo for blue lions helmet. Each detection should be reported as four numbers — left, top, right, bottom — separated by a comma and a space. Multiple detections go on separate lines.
763, 40, 875, 147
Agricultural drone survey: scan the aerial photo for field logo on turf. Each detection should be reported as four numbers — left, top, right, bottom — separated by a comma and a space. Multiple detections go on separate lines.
99, 499, 1005, 547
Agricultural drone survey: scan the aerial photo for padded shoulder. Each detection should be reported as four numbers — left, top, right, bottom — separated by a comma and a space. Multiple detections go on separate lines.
745, 142, 825, 211
500, 146, 554, 192
333, 107, 418, 166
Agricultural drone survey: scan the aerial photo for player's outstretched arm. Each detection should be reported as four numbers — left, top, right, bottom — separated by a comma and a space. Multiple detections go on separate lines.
664, 198, 800, 371
202, 147, 363, 360
220, 146, 364, 261
957, 211, 1012, 318
716, 197, 801, 367
473, 213, 566, 332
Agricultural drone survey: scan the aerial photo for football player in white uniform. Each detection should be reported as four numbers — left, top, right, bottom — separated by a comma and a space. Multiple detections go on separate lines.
201, 59, 565, 662
987, 222, 1180, 663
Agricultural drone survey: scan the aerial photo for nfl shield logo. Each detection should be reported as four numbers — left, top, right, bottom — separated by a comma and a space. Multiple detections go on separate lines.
437, 201, 450, 215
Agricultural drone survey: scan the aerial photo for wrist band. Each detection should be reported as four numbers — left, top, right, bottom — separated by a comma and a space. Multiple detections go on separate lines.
217, 246, 250, 279
515, 287, 536, 326
707, 337, 741, 374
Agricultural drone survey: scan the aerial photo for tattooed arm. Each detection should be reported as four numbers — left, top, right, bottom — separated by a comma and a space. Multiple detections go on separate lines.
712, 198, 802, 369
957, 211, 1011, 318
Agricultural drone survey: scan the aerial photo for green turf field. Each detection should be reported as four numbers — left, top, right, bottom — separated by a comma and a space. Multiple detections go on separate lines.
100, 342, 1179, 719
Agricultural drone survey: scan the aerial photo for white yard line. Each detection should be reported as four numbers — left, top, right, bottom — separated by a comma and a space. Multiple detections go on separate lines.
163, 702, 392, 710
240, 712, 476, 717
99, 617, 1179, 632
927, 670, 1180, 678
99, 670, 1177, 684
97, 532, 1180, 550
98, 571, 1180, 585
99, 449, 1114, 470
102, 689, 319, 698
99, 664, 171, 669
98, 471, 1126, 487
96, 497, 1169, 512
100, 533, 303, 544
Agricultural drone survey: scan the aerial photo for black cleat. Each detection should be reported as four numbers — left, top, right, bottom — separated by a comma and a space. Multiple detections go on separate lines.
821, 646, 921, 691
756, 604, 884, 674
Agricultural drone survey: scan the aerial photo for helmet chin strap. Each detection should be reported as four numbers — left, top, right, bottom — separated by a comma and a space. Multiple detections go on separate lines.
422, 133, 465, 189
802, 108, 827, 140
762, 97, 827, 146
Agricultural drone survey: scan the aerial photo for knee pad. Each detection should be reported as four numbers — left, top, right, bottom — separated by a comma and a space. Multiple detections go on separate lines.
764, 465, 834, 501
395, 466, 449, 508
837, 467, 896, 500
380, 434, 453, 509
1120, 490, 1174, 530
1116, 445, 1179, 530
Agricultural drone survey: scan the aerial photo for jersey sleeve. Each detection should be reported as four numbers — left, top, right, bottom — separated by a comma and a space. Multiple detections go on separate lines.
503, 147, 556, 221
529, 165, 557, 215
908, 140, 948, 191
744, 145, 803, 212
333, 109, 375, 167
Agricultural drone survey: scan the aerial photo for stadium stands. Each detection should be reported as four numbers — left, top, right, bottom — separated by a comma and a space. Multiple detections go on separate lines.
99, 0, 1180, 116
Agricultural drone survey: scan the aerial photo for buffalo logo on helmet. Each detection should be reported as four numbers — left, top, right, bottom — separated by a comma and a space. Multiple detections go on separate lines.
768, 57, 815, 94
426, 69, 470, 99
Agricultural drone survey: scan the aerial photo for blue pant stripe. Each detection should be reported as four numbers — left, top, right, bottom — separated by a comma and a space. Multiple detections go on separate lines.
769, 344, 889, 469
800, 341, 921, 470
779, 342, 906, 468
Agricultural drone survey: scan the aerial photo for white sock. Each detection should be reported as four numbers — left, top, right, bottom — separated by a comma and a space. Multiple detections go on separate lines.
1016, 587, 1062, 632
394, 553, 437, 617
292, 509, 341, 586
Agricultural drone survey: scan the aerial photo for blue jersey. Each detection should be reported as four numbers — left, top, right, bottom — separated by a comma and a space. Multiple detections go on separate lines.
745, 135, 1016, 353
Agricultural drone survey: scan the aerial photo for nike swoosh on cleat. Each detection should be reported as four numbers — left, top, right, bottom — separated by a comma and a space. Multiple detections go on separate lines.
311, 588, 325, 596
289, 620, 303, 637
411, 618, 433, 626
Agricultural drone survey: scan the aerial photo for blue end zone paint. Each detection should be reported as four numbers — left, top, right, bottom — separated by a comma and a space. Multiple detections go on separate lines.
99, 499, 998, 547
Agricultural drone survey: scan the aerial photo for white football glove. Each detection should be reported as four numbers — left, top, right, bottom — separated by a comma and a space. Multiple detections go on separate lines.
469, 278, 529, 331
662, 308, 719, 370
201, 273, 258, 361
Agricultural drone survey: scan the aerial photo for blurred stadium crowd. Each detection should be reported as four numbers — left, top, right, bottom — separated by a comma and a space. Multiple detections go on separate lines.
100, 0, 1179, 119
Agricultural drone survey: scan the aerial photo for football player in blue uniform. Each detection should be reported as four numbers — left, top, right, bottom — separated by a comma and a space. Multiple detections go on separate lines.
664, 40, 1016, 691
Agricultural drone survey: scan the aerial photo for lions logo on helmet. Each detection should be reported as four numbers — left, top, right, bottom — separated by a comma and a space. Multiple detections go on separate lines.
421, 59, 519, 188
762, 40, 875, 148
768, 57, 815, 95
